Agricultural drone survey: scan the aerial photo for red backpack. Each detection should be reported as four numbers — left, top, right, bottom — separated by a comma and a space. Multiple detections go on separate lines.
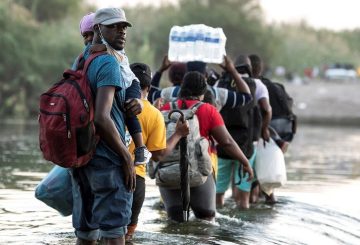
38, 52, 105, 168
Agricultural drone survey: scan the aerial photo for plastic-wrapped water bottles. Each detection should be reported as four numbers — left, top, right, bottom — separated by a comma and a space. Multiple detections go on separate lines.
168, 26, 180, 61
212, 28, 226, 64
203, 27, 212, 63
185, 25, 196, 62
194, 25, 205, 61
178, 27, 187, 62
168, 24, 226, 64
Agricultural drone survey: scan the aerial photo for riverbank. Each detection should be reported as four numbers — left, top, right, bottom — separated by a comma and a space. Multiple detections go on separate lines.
284, 79, 360, 126
1, 79, 359, 126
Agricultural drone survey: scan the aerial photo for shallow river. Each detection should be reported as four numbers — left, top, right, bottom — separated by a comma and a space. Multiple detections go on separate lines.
0, 122, 359, 244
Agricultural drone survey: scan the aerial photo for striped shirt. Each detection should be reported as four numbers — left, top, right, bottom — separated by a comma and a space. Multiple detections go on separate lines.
148, 71, 252, 111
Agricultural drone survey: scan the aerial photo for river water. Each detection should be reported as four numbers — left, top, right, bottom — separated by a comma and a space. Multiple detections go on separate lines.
0, 122, 359, 245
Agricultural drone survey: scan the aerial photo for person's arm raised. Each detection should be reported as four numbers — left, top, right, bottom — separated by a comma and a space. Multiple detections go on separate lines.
219, 55, 250, 94
151, 55, 171, 88
149, 55, 171, 103
158, 55, 172, 73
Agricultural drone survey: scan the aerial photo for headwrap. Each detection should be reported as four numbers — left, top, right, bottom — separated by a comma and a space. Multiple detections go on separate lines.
79, 13, 95, 35
186, 61, 207, 75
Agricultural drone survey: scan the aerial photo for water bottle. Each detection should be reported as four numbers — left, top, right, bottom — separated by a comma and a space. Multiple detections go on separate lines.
203, 26, 213, 63
194, 24, 205, 61
185, 25, 196, 62
168, 26, 180, 61
205, 27, 226, 64
219, 28, 227, 61
168, 25, 226, 63
178, 27, 187, 62
209, 28, 219, 63
212, 28, 226, 63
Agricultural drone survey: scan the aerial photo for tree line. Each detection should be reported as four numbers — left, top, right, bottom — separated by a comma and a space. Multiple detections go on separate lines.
1, 0, 359, 119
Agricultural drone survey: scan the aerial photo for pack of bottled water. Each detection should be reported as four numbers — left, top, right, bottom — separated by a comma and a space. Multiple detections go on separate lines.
168, 24, 227, 64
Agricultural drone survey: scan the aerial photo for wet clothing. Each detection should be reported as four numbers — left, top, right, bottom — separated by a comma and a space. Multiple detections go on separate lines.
160, 99, 223, 221
159, 174, 216, 222
71, 157, 131, 240
71, 47, 131, 240
216, 74, 267, 194
216, 148, 257, 193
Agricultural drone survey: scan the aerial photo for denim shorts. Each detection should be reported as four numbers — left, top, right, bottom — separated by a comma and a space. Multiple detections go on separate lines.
216, 149, 257, 193
70, 156, 133, 240
216, 158, 237, 194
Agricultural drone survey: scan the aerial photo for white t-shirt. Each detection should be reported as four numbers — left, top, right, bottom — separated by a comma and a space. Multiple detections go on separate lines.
254, 78, 269, 101
240, 74, 269, 101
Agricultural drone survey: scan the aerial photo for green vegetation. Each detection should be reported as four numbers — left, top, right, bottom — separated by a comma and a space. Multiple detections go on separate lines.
1, 0, 360, 119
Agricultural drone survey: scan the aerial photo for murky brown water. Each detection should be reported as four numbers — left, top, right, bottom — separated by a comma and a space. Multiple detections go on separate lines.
0, 122, 359, 244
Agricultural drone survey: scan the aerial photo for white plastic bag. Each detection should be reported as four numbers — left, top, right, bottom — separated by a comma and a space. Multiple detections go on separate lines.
255, 138, 287, 195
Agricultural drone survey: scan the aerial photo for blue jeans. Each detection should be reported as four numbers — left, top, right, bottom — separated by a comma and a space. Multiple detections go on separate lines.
70, 156, 133, 240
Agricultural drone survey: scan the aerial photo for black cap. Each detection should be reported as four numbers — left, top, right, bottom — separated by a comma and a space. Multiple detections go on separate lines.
169, 62, 186, 85
235, 55, 252, 77
186, 61, 207, 75
130, 63, 152, 89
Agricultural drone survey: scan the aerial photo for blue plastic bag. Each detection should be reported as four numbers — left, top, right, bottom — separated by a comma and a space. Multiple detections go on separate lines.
35, 166, 73, 216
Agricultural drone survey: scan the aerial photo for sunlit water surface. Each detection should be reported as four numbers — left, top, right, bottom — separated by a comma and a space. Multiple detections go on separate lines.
0, 123, 359, 245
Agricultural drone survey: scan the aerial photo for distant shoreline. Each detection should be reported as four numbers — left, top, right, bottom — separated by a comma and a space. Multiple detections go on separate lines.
2, 80, 359, 127
298, 116, 360, 127
285, 79, 360, 127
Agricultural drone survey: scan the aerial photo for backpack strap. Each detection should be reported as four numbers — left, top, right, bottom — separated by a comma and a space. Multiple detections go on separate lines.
170, 101, 177, 110
180, 99, 203, 117
82, 51, 107, 75
75, 53, 84, 71
181, 99, 187, 109
181, 99, 203, 111
68, 51, 107, 78
189, 101, 203, 114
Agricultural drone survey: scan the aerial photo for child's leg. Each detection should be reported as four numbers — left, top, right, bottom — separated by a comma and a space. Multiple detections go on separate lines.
126, 116, 152, 165
124, 79, 151, 164
125, 79, 143, 149
126, 115, 144, 148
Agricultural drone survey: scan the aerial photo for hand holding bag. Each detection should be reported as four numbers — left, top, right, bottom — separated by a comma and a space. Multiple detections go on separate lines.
255, 138, 287, 196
